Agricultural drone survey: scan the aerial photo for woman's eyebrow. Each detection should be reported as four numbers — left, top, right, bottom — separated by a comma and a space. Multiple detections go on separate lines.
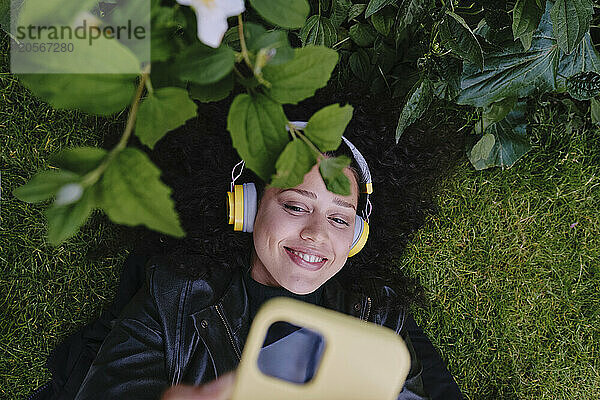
279, 188, 316, 199
278, 188, 356, 210
332, 197, 356, 210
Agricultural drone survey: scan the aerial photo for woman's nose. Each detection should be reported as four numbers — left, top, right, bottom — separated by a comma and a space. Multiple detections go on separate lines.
299, 213, 327, 242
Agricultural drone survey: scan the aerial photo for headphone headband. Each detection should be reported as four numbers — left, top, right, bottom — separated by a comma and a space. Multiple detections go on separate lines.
286, 121, 373, 196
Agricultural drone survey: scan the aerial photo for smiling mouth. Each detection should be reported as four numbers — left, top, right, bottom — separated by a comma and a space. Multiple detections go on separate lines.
283, 247, 328, 271
284, 247, 327, 263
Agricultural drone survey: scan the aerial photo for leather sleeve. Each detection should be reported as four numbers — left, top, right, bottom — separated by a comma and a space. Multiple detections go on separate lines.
376, 285, 431, 400
74, 268, 169, 400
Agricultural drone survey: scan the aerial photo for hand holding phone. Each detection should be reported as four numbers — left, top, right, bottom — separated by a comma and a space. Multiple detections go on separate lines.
162, 297, 411, 400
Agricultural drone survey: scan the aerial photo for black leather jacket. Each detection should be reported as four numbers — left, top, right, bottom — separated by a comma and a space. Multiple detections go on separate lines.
74, 256, 429, 399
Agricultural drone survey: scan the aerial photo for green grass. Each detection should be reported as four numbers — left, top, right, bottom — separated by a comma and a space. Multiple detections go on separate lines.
2, 30, 600, 399
0, 35, 132, 399
401, 101, 600, 399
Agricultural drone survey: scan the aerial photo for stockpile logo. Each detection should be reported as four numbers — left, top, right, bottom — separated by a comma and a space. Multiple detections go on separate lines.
10, 0, 150, 74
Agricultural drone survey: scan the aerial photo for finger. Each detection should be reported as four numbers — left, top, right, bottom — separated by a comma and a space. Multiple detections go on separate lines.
161, 385, 202, 400
161, 372, 236, 400
195, 372, 236, 399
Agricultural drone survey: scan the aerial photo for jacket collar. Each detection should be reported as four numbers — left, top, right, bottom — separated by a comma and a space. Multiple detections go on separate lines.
188, 266, 367, 380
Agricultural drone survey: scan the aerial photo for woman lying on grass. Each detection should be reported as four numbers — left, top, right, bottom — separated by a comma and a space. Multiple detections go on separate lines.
32, 97, 465, 400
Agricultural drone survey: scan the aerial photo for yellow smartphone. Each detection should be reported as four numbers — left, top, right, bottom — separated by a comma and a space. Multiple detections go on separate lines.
231, 297, 411, 400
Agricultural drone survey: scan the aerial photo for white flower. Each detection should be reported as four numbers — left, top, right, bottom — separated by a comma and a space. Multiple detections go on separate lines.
55, 183, 84, 206
176, 0, 245, 48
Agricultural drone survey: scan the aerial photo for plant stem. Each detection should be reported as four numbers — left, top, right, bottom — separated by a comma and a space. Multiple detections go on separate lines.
332, 36, 351, 49
232, 65, 245, 80
237, 14, 253, 69
293, 128, 323, 158
286, 123, 323, 157
145, 75, 154, 94
80, 65, 150, 187
286, 122, 298, 139
7, 31, 23, 45
116, 65, 150, 152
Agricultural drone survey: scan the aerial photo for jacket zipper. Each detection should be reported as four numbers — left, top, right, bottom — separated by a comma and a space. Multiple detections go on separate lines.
362, 296, 372, 321
215, 303, 242, 360
173, 281, 191, 385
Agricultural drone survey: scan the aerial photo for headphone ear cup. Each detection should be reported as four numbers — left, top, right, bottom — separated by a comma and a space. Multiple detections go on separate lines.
348, 215, 369, 257
242, 182, 257, 233
227, 183, 257, 232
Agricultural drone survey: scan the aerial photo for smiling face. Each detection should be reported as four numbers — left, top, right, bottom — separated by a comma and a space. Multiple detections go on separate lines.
250, 161, 359, 294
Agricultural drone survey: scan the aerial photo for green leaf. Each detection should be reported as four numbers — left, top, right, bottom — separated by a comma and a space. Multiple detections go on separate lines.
483, 7, 511, 34
467, 133, 496, 170
147, 1, 185, 62
176, 43, 235, 84
46, 185, 97, 245
151, 25, 180, 62
395, 79, 433, 142
512, 0, 544, 50
550, 0, 594, 54
263, 46, 339, 105
13, 170, 80, 203
373, 41, 396, 73
348, 4, 367, 21
371, 7, 395, 36
270, 140, 317, 188
223, 23, 266, 52
395, 0, 429, 35
566, 71, 600, 100
457, 7, 559, 107
304, 104, 354, 152
136, 87, 198, 149
439, 11, 484, 70
349, 23, 377, 47
15, 25, 139, 115
431, 56, 462, 101
249, 0, 310, 29
17, 0, 97, 26
331, 0, 352, 27
556, 32, 600, 90
149, 61, 187, 89
482, 97, 517, 130
459, 4, 600, 108
300, 15, 337, 47
365, 0, 396, 18
18, 74, 136, 116
591, 98, 600, 125
467, 101, 531, 170
189, 74, 234, 102
244, 23, 269, 48
50, 147, 108, 175
519, 30, 535, 50
99, 147, 184, 237
227, 94, 290, 181
13, 1, 140, 99
100, 0, 151, 64
14, 6, 143, 74
349, 49, 372, 81
248, 30, 294, 66
319, 156, 351, 196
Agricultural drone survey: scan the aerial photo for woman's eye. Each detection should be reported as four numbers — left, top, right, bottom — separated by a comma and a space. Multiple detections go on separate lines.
283, 204, 305, 212
331, 217, 349, 226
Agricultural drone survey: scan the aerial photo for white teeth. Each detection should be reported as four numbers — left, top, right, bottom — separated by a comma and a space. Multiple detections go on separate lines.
290, 249, 324, 263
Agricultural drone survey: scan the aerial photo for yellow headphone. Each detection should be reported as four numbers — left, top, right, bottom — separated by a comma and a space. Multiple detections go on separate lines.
227, 123, 373, 257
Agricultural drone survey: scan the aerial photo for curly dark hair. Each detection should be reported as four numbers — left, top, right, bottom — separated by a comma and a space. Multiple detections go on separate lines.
131, 84, 465, 313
